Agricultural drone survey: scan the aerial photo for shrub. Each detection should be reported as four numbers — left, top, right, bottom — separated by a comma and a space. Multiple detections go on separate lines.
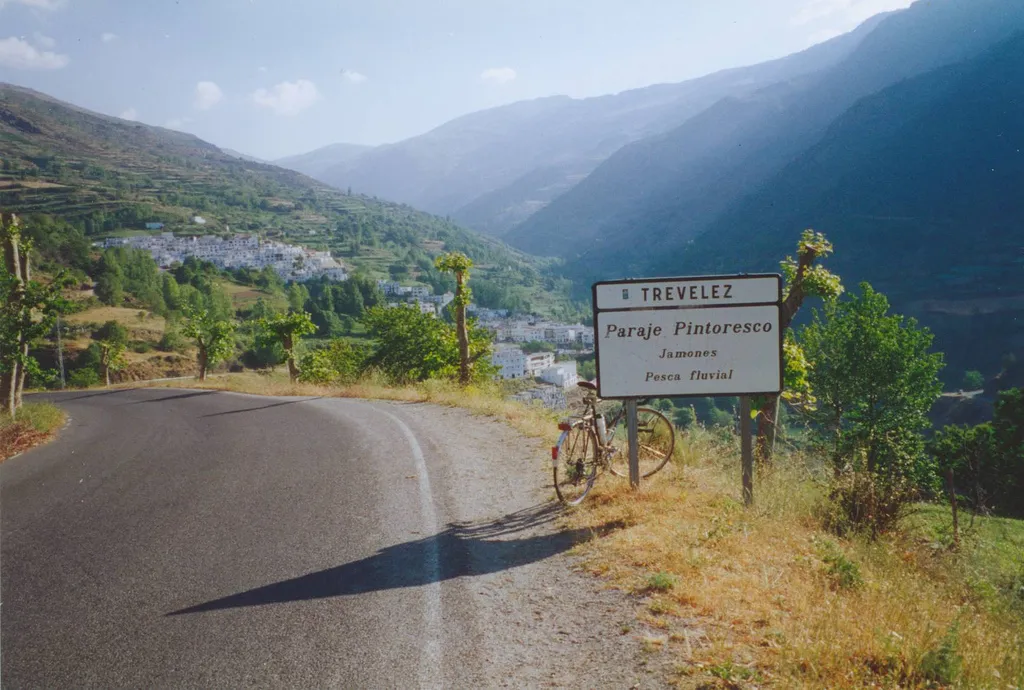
158, 329, 186, 353
68, 367, 100, 389
297, 339, 366, 385
917, 622, 963, 685
815, 539, 863, 590
645, 572, 676, 592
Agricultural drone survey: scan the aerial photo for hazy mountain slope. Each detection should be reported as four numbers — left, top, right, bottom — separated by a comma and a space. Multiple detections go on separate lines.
512, 0, 1024, 261
221, 148, 270, 164
275, 142, 373, 180
0, 83, 539, 282
660, 32, 1024, 376
318, 22, 882, 232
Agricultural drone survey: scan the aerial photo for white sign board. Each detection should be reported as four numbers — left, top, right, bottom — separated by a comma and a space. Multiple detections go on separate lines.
592, 275, 782, 399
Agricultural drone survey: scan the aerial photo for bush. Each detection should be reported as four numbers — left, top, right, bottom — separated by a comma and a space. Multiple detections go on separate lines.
68, 367, 100, 389
672, 406, 696, 430
93, 320, 128, 344
158, 329, 186, 353
820, 469, 917, 537
917, 622, 963, 685
815, 539, 863, 590
645, 572, 676, 592
297, 339, 366, 385
131, 341, 153, 353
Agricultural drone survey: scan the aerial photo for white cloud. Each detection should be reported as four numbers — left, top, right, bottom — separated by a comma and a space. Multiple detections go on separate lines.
251, 79, 320, 116
258, 66, 268, 73
791, 0, 913, 28
120, 107, 138, 121
0, 0, 66, 11
193, 80, 223, 110
0, 36, 68, 69
32, 32, 55, 49
101, 32, 117, 43
480, 67, 516, 85
340, 69, 367, 84
165, 116, 193, 130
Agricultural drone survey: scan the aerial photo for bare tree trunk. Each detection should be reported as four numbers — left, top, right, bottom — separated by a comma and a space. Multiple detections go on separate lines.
755, 395, 780, 464
104, 364, 111, 387
14, 247, 29, 407
2, 216, 24, 417
284, 335, 298, 382
456, 272, 470, 386
198, 347, 208, 381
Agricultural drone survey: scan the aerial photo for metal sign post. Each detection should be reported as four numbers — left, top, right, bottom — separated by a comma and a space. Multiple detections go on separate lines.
626, 399, 640, 489
740, 396, 753, 506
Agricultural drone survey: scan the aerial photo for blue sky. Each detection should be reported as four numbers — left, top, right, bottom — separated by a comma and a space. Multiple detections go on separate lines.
0, 0, 914, 160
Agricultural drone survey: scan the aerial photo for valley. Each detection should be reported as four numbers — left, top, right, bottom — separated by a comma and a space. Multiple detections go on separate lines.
2, 1, 1023, 686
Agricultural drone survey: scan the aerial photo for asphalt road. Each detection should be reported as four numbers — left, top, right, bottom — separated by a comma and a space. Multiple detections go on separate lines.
1, 388, 602, 689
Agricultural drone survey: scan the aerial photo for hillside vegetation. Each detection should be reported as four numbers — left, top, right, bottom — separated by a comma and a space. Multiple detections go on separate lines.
0, 82, 562, 315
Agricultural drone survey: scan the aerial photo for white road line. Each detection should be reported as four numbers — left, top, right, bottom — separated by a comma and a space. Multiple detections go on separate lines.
371, 406, 443, 689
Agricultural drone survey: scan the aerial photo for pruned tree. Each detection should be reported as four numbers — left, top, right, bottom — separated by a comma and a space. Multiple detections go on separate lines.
258, 311, 316, 382
181, 304, 236, 381
756, 230, 843, 463
434, 251, 473, 386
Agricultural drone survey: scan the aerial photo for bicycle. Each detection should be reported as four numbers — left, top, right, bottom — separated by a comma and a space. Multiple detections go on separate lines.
552, 380, 676, 505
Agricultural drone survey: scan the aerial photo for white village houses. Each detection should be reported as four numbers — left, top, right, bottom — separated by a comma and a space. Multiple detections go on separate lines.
100, 233, 348, 283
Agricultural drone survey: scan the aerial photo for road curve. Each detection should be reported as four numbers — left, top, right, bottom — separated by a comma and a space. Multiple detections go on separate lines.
1, 389, 663, 689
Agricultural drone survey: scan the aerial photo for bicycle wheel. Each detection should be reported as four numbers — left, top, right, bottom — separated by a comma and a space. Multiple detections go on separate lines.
553, 423, 599, 505
608, 407, 676, 479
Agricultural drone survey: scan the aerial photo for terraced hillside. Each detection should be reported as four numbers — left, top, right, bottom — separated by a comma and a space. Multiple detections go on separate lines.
0, 83, 552, 302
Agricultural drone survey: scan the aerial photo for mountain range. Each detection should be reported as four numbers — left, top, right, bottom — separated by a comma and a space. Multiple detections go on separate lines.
275, 15, 888, 236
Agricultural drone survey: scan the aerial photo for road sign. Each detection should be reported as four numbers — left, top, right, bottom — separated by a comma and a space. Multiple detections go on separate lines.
592, 274, 783, 399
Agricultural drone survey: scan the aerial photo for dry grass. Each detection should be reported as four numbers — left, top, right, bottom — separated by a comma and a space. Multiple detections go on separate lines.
561, 427, 1024, 689
65, 306, 166, 334
0, 402, 66, 461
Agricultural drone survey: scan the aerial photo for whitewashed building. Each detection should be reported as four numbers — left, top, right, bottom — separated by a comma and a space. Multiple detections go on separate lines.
539, 361, 579, 389
525, 352, 555, 377
491, 346, 527, 380
102, 232, 347, 283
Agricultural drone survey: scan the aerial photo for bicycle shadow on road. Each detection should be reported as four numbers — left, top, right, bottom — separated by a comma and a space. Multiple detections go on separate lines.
168, 503, 625, 616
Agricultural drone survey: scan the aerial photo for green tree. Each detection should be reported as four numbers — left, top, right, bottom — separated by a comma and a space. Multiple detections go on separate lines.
435, 251, 474, 385
287, 283, 310, 313
258, 311, 316, 382
98, 339, 127, 387
800, 283, 944, 535
962, 370, 985, 391
362, 304, 494, 384
929, 388, 1024, 517
1, 213, 71, 415
161, 273, 182, 311
181, 305, 236, 381
94, 271, 125, 306
521, 340, 556, 354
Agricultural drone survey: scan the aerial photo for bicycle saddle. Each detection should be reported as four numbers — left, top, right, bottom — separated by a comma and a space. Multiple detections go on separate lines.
577, 381, 598, 391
